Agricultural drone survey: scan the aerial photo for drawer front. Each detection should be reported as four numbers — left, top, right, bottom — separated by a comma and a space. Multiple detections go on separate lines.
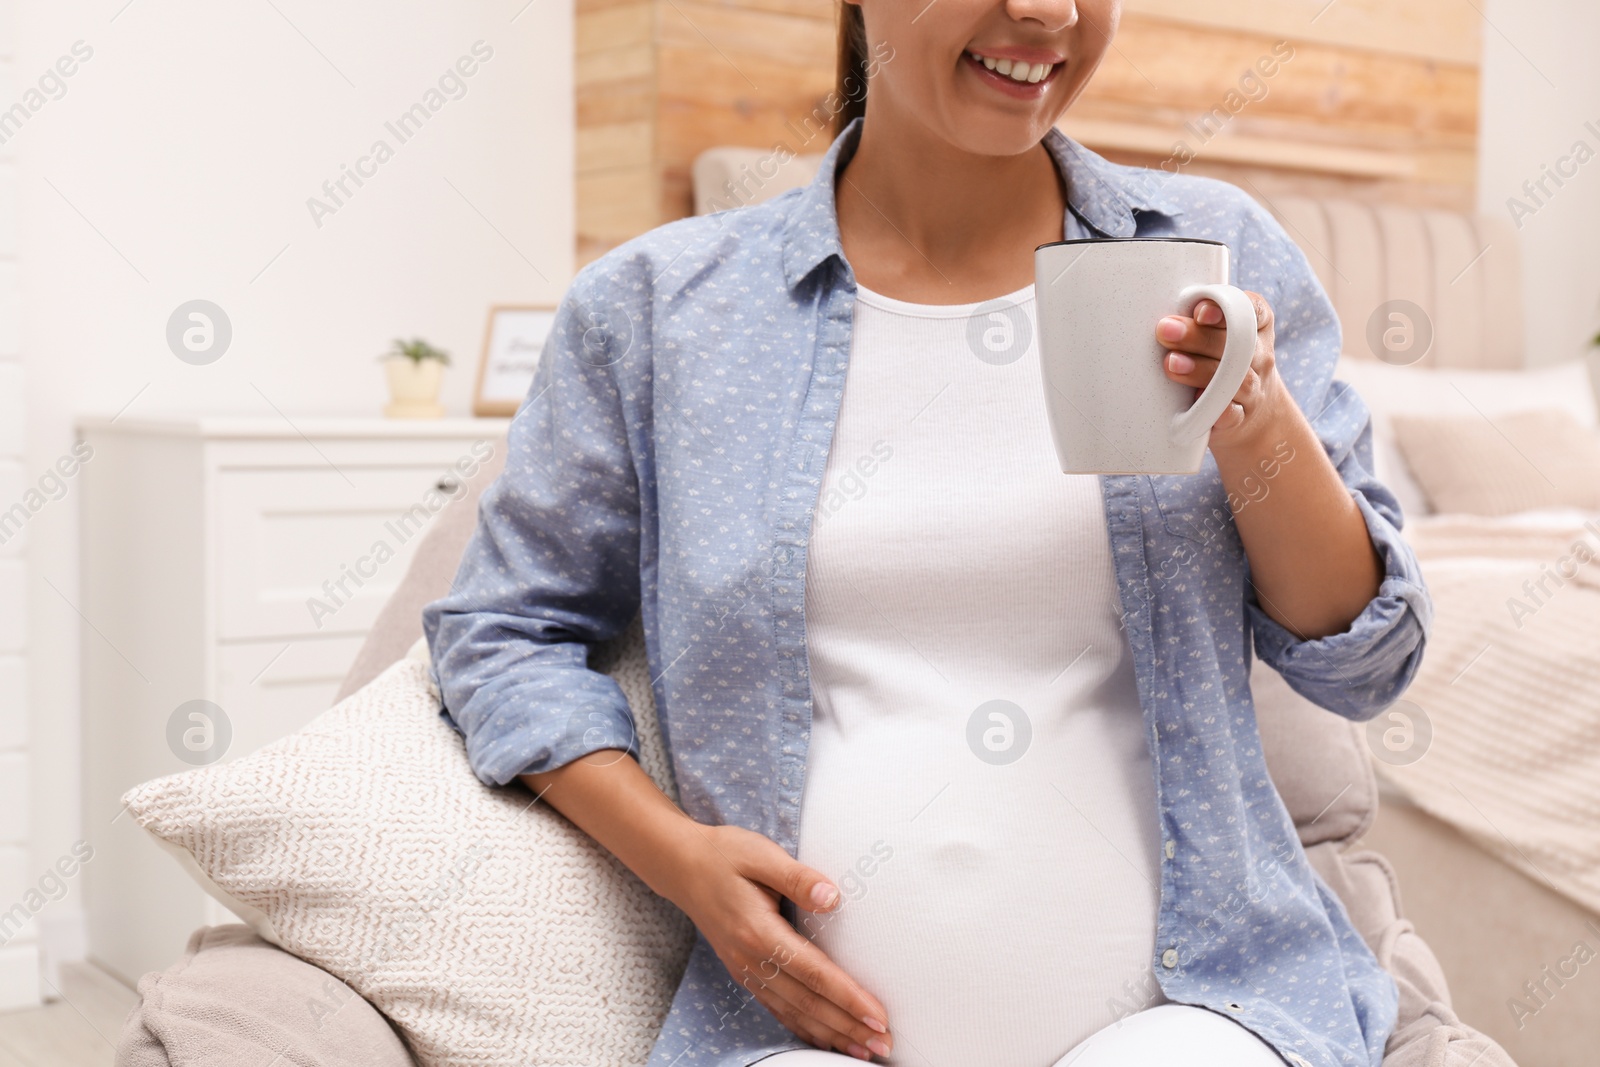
217, 456, 482, 640
215, 635, 372, 759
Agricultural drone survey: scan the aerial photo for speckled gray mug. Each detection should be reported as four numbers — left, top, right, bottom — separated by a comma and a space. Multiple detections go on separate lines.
1034, 237, 1256, 474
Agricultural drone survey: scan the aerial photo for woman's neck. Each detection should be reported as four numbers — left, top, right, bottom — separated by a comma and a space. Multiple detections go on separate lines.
834, 110, 1069, 304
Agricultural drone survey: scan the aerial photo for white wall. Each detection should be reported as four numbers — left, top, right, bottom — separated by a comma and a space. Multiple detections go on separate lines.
0, 0, 44, 1013
1479, 0, 1600, 367
12, 0, 570, 973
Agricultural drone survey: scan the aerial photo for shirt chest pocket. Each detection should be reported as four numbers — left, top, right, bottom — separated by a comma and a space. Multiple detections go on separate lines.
1148, 470, 1243, 560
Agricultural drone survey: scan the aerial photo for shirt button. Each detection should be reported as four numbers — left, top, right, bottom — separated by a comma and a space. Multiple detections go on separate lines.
1164, 839, 1176, 859
1225, 1001, 1244, 1013
1161, 948, 1178, 968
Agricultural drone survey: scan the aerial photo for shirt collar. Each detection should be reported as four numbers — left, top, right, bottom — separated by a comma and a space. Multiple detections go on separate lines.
780, 114, 1185, 291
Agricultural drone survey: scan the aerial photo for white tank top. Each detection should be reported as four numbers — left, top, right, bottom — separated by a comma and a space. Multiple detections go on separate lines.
797, 279, 1167, 1066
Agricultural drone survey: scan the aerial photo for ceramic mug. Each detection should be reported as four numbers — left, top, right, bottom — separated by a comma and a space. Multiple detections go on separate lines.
1033, 237, 1257, 475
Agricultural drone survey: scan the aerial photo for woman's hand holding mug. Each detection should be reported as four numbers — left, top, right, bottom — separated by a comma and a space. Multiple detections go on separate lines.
1034, 237, 1269, 475
1155, 289, 1295, 458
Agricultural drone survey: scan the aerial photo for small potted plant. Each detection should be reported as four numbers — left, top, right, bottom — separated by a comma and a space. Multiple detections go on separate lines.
380, 337, 451, 418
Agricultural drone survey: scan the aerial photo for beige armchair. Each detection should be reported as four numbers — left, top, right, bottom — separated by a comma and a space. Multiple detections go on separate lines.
117, 153, 1540, 1066
118, 444, 1512, 1067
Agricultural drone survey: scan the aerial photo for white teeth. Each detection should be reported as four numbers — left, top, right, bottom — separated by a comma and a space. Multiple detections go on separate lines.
968, 51, 1055, 83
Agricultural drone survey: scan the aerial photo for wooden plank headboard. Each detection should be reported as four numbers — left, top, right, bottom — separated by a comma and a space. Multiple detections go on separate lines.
577, 0, 1482, 267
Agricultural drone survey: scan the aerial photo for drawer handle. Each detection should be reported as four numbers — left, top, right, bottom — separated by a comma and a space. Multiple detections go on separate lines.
436, 476, 462, 495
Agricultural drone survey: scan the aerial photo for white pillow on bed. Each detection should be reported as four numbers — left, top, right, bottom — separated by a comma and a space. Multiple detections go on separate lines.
1332, 356, 1599, 521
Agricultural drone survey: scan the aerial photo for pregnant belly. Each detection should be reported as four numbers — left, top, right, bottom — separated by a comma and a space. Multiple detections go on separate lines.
795, 715, 1165, 1067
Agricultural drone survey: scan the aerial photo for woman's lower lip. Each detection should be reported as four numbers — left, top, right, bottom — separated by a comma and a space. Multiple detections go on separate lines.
962, 52, 1059, 99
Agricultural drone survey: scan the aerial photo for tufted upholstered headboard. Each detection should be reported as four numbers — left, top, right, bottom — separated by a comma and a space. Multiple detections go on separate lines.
1259, 196, 1523, 371
691, 144, 1527, 372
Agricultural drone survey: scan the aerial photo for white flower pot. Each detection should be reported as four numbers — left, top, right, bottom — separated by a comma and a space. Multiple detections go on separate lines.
383, 358, 446, 419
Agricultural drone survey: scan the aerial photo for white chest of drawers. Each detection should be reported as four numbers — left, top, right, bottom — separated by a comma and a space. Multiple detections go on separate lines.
78, 414, 509, 983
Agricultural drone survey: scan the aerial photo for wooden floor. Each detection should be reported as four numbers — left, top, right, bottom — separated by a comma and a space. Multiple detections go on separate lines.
0, 965, 137, 1067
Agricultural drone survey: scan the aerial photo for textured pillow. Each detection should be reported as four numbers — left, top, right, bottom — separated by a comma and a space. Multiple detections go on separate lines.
1391, 409, 1600, 516
121, 625, 697, 1067
1333, 356, 1600, 520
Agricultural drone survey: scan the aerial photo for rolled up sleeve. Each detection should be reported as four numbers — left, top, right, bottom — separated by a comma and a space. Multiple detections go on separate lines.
1245, 386, 1433, 720
1235, 196, 1433, 721
421, 269, 644, 786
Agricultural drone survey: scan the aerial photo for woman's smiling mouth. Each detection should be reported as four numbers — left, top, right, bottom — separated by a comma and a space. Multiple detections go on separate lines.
962, 48, 1063, 97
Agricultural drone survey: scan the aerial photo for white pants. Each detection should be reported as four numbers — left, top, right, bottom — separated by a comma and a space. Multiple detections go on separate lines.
760, 1003, 1287, 1066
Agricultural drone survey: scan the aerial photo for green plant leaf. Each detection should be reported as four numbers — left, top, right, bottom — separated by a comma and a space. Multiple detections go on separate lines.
380, 336, 452, 365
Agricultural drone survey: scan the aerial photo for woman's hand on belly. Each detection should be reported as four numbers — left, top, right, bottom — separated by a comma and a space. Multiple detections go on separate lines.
668, 823, 895, 1062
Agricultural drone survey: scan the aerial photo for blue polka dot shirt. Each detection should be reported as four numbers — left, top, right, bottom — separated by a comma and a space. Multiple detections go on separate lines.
422, 115, 1431, 1067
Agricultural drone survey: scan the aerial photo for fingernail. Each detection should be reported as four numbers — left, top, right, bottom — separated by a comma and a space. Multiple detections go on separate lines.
867, 1037, 892, 1057
1197, 303, 1222, 325
1167, 352, 1194, 374
847, 1043, 873, 1060
1157, 317, 1185, 341
811, 882, 838, 908
862, 1016, 888, 1033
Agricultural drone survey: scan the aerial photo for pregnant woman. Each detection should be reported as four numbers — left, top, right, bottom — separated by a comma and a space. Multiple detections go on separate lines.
422, 1, 1431, 1065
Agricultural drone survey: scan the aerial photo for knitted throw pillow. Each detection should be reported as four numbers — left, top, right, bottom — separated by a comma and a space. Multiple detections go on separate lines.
121, 622, 697, 1067
1392, 408, 1600, 516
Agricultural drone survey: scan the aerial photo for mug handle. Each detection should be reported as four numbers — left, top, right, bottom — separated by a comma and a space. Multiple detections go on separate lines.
1167, 283, 1258, 445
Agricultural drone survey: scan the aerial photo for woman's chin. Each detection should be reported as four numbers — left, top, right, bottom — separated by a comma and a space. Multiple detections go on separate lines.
944, 105, 1067, 157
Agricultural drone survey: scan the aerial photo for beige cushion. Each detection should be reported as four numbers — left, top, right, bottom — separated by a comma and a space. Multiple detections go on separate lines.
1392, 409, 1600, 516
121, 644, 695, 1067
115, 924, 415, 1067
1304, 842, 1516, 1067
1249, 658, 1377, 847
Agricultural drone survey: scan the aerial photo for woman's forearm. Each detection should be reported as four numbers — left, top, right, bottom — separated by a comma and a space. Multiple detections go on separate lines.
522, 752, 713, 906
1212, 391, 1383, 641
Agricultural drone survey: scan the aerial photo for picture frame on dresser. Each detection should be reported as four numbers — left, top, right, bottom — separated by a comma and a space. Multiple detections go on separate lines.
472, 304, 555, 416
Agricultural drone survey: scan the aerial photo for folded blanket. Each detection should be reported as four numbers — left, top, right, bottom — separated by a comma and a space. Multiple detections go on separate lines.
1375, 511, 1600, 915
